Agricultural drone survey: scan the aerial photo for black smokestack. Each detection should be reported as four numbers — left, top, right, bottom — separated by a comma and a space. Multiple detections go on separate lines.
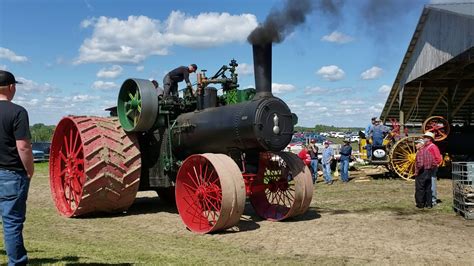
247, 0, 343, 98
248, 0, 314, 98
252, 43, 272, 98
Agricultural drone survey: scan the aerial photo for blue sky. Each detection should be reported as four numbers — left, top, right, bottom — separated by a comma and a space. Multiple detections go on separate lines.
0, 0, 448, 127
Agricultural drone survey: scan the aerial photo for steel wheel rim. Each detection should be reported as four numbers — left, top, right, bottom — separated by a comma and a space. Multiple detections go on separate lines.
422, 116, 450, 141
390, 136, 419, 180
50, 118, 85, 217
176, 154, 244, 233
176, 155, 224, 233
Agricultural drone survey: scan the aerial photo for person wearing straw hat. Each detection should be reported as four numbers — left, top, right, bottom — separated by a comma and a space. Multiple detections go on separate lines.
0, 70, 34, 265
422, 131, 442, 206
414, 138, 431, 208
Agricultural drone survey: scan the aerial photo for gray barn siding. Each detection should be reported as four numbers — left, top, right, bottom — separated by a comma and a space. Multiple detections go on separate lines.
402, 8, 474, 86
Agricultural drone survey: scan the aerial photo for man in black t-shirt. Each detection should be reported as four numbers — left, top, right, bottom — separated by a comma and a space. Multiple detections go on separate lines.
0, 70, 34, 265
162, 64, 198, 98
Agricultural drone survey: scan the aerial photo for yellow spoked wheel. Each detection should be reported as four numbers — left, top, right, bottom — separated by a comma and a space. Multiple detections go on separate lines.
390, 136, 420, 180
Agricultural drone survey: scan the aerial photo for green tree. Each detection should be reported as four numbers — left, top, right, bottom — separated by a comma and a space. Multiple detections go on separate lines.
30, 123, 55, 142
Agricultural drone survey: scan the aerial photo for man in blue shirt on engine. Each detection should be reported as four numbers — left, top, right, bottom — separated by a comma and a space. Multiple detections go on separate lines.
369, 118, 389, 146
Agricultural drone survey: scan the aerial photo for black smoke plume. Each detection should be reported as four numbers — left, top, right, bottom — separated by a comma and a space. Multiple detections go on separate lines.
247, 0, 313, 45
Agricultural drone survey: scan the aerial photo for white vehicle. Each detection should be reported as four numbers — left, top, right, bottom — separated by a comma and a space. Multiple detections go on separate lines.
334, 132, 345, 138
350, 135, 360, 142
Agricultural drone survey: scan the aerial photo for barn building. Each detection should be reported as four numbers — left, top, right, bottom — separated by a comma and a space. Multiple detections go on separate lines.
380, 2, 474, 158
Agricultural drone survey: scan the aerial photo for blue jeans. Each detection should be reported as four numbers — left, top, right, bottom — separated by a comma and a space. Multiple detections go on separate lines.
431, 168, 438, 205
0, 169, 30, 266
340, 159, 349, 182
322, 163, 332, 183
373, 137, 383, 146
366, 144, 372, 159
310, 159, 318, 184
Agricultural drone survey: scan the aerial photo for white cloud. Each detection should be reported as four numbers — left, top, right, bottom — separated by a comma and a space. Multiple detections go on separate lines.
0, 47, 28, 63
16, 77, 55, 93
272, 83, 296, 94
305, 101, 320, 107
368, 103, 384, 114
321, 31, 354, 44
13, 98, 39, 107
136, 65, 145, 72
164, 11, 257, 48
72, 94, 100, 102
97, 65, 123, 78
304, 86, 328, 95
340, 100, 365, 105
316, 65, 345, 81
237, 63, 253, 75
361, 66, 383, 80
92, 80, 118, 90
76, 12, 257, 64
378, 84, 391, 93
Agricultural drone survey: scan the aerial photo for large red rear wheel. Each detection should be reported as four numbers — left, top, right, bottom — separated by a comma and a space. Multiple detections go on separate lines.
49, 116, 141, 217
250, 152, 313, 221
175, 154, 245, 234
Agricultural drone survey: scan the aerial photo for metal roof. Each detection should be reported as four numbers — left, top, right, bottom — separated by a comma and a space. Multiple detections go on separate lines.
381, 3, 474, 125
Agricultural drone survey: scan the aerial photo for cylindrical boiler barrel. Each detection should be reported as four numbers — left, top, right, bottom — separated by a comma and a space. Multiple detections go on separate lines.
172, 97, 294, 158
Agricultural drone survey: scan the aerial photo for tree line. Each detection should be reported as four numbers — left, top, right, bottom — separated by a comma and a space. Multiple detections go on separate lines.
295, 124, 364, 133
30, 123, 55, 142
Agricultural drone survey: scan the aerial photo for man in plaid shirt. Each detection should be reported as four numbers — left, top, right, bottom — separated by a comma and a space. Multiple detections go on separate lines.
414, 132, 442, 208
414, 139, 432, 208
422, 132, 442, 206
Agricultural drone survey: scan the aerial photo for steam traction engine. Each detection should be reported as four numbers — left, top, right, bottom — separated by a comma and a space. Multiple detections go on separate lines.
49, 43, 313, 233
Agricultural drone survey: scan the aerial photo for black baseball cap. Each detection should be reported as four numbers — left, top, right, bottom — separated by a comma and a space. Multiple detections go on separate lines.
0, 70, 22, 86
190, 64, 198, 70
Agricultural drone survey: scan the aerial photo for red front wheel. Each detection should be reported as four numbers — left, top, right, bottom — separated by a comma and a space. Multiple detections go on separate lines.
175, 154, 245, 234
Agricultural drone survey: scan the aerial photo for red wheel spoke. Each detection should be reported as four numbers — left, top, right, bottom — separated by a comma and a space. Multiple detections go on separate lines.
59, 151, 68, 164
73, 145, 83, 158
203, 163, 209, 183
63, 135, 70, 155
72, 130, 80, 153
182, 182, 197, 193
69, 132, 74, 157
186, 171, 200, 189
193, 166, 202, 186
203, 195, 221, 210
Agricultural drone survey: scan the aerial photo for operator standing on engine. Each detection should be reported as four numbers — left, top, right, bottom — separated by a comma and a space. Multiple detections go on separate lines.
369, 118, 389, 146
163, 64, 198, 98
0, 70, 34, 265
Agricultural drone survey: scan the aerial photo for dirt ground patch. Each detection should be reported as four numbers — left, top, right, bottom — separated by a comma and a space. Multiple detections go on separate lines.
1, 164, 473, 264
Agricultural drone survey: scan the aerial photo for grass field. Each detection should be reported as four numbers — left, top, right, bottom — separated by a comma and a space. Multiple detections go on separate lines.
1, 162, 473, 265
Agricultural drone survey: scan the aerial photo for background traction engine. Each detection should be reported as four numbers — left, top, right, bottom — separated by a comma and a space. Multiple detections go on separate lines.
49, 43, 313, 234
